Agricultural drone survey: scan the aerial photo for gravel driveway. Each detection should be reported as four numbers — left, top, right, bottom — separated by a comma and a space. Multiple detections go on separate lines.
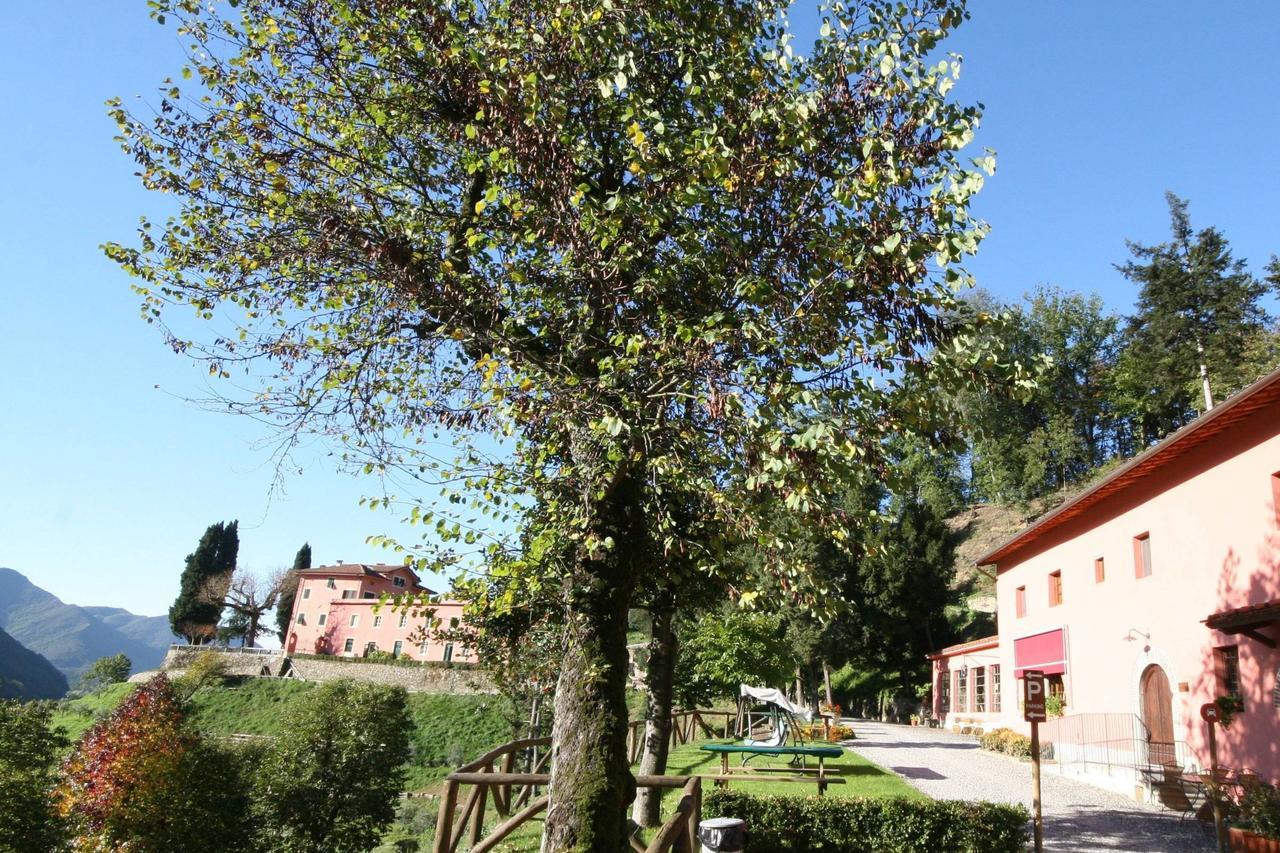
843, 721, 1213, 852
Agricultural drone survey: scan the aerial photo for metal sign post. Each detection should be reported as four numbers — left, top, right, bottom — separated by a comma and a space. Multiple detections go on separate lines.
1023, 670, 1047, 853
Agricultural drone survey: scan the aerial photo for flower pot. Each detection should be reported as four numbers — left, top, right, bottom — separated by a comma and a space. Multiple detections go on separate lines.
1230, 827, 1280, 853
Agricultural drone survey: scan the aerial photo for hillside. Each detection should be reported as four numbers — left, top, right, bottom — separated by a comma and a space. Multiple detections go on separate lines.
0, 625, 68, 699
0, 568, 176, 683
52, 678, 519, 791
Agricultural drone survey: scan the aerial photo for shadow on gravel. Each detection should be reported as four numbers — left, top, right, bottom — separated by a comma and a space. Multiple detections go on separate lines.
891, 766, 948, 780
1043, 807, 1214, 852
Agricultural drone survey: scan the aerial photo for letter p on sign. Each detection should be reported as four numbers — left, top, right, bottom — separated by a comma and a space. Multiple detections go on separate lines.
1024, 670, 1047, 723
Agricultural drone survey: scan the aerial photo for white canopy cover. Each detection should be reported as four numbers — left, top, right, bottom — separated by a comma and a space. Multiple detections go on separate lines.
738, 684, 812, 722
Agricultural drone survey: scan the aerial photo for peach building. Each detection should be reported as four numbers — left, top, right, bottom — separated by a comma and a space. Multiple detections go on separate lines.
284, 562, 475, 664
931, 367, 1280, 786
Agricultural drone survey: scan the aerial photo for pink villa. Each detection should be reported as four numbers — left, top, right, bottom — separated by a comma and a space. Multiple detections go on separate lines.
285, 562, 475, 664
930, 367, 1280, 791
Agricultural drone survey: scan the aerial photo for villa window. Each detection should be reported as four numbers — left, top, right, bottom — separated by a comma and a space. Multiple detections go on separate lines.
1216, 645, 1242, 699
295, 613, 306, 625
1015, 586, 1027, 618
302, 587, 311, 600
991, 665, 1002, 712
318, 613, 327, 626
939, 670, 950, 712
393, 576, 406, 588
363, 592, 376, 599
955, 670, 968, 712
326, 577, 336, 589
343, 638, 354, 653
443, 643, 455, 663
373, 615, 383, 628
364, 642, 377, 657
398, 614, 408, 629
974, 667, 987, 712
419, 641, 430, 656
341, 589, 356, 600
450, 617, 460, 629
349, 614, 359, 628
1048, 571, 1063, 607
1134, 533, 1152, 578
1094, 557, 1105, 584
393, 640, 403, 657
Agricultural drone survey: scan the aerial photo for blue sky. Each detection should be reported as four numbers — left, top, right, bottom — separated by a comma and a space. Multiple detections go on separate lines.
2, 2, 1278, 616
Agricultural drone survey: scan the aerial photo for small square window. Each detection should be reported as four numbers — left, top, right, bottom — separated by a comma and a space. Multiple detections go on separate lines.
296, 613, 306, 625
373, 615, 383, 628
341, 590, 356, 600
364, 642, 377, 657
318, 613, 327, 626
398, 614, 408, 629
1015, 586, 1027, 618
362, 592, 376, 599
393, 576, 406, 588
1094, 557, 1105, 583
326, 578, 336, 589
1134, 533, 1152, 578
1048, 571, 1063, 607
450, 617, 460, 629
302, 587, 311, 600
349, 614, 359, 628
343, 638, 354, 653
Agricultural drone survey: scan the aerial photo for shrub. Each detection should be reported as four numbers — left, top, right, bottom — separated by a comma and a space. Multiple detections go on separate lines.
978, 727, 1033, 759
0, 700, 68, 852
1239, 783, 1280, 840
703, 790, 1029, 853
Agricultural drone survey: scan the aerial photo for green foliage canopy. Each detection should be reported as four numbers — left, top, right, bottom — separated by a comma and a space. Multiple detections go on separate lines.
0, 700, 68, 853
170, 520, 239, 644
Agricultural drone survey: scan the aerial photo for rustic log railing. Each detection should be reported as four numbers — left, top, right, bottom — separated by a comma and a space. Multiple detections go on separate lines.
627, 709, 734, 764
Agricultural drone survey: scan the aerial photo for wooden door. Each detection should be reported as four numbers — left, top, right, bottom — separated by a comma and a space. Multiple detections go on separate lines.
1141, 664, 1175, 765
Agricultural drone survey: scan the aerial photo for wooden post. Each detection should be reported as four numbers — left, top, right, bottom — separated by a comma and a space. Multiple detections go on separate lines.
1208, 718, 1226, 853
469, 768, 489, 846
432, 779, 459, 853
1030, 719, 1043, 853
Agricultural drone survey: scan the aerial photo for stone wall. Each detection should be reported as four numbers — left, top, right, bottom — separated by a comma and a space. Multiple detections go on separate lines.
286, 656, 495, 694
159, 646, 495, 694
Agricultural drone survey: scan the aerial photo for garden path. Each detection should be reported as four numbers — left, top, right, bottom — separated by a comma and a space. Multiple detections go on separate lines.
842, 720, 1213, 852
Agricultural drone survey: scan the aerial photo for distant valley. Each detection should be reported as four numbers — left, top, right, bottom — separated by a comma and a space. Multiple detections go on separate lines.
0, 567, 178, 689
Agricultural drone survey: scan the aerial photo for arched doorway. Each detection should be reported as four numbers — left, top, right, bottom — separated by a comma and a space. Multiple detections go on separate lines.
287, 632, 297, 654
1140, 664, 1175, 765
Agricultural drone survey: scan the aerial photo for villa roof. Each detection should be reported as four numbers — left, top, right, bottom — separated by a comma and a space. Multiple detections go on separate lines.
927, 634, 999, 660
978, 366, 1280, 568
298, 562, 420, 580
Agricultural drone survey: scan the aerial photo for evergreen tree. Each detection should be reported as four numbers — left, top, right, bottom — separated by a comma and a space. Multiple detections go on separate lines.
1115, 192, 1275, 443
275, 543, 310, 643
170, 521, 239, 644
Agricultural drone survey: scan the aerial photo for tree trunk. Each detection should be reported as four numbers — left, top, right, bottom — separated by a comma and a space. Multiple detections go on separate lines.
543, 544, 638, 850
822, 660, 834, 710
632, 591, 676, 827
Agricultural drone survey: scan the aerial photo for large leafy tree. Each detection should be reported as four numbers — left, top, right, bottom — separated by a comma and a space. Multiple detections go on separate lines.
0, 700, 68, 853
170, 520, 240, 644
108, 0, 1003, 845
1115, 192, 1277, 443
251, 681, 412, 853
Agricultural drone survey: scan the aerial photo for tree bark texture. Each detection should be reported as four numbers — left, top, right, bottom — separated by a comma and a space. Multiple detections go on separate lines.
631, 592, 676, 827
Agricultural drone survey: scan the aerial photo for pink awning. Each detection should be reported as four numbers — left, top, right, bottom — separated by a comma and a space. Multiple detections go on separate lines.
1014, 629, 1066, 678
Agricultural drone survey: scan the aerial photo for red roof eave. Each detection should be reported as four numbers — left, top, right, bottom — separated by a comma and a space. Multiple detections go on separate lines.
927, 634, 1000, 660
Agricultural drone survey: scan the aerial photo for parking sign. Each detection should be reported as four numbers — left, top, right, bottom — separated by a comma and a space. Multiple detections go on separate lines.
1023, 670, 1047, 723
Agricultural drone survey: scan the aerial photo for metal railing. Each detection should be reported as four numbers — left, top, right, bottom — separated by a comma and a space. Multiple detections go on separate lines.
167, 644, 280, 656
1039, 713, 1202, 780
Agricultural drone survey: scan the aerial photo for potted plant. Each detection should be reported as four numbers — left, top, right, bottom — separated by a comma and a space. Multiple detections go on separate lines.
1045, 694, 1066, 718
1216, 694, 1245, 728
909, 714, 921, 727
1230, 783, 1280, 852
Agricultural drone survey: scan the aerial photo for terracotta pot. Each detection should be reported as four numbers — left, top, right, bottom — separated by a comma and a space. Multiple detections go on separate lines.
1230, 827, 1280, 853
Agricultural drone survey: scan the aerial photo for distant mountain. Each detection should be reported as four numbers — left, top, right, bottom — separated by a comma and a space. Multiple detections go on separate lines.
0, 625, 68, 699
0, 568, 178, 684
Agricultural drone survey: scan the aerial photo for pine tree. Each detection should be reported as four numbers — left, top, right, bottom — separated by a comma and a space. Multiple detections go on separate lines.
1115, 193, 1275, 443
275, 543, 310, 643
169, 521, 239, 644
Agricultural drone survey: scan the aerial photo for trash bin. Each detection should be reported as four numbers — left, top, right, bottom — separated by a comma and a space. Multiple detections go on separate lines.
698, 817, 746, 853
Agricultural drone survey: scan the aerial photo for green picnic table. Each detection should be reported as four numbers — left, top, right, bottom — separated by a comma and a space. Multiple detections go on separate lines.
699, 743, 845, 793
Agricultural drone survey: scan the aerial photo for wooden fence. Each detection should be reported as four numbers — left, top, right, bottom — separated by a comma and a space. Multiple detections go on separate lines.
432, 735, 702, 853
626, 709, 734, 764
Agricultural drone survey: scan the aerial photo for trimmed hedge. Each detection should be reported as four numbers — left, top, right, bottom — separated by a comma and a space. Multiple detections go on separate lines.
978, 728, 1033, 759
703, 790, 1029, 853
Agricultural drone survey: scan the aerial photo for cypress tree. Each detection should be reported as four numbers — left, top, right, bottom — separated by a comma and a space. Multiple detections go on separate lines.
169, 521, 239, 644
274, 543, 311, 642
